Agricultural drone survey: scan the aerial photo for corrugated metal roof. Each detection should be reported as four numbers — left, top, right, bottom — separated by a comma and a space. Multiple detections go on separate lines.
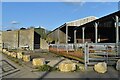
66, 16, 97, 26
74, 10, 120, 30
47, 16, 97, 35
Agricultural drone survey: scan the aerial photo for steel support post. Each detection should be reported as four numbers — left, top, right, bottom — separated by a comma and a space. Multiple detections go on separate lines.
115, 15, 119, 44
74, 30, 77, 51
74, 30, 77, 44
84, 43, 88, 71
95, 22, 98, 43
115, 15, 119, 56
82, 27, 85, 43
66, 25, 68, 53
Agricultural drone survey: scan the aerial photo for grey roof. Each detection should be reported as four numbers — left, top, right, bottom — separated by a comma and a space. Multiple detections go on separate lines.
66, 16, 97, 26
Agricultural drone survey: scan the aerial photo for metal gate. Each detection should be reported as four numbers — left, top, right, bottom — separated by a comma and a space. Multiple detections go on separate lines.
49, 43, 120, 71
84, 43, 120, 70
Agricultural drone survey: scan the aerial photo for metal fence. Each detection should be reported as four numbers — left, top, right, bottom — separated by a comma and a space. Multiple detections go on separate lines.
49, 43, 120, 70
49, 43, 84, 51
84, 43, 119, 70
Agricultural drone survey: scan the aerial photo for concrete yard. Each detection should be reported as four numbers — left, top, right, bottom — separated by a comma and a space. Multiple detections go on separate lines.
0, 50, 119, 79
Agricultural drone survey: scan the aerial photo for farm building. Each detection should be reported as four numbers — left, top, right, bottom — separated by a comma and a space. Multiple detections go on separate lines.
2, 28, 49, 50
48, 11, 120, 69
47, 16, 97, 44
47, 11, 120, 44
74, 11, 120, 43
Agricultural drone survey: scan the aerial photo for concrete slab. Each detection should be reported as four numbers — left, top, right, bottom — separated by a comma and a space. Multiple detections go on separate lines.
1, 52, 119, 79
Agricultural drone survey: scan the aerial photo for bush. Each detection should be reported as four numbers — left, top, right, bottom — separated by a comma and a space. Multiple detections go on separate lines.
37, 65, 51, 71
37, 65, 58, 71
76, 65, 80, 71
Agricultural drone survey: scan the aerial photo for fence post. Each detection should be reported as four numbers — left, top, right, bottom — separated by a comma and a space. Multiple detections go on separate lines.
116, 43, 119, 56
106, 44, 108, 63
84, 43, 87, 71
117, 42, 120, 57
57, 44, 58, 53
87, 43, 89, 65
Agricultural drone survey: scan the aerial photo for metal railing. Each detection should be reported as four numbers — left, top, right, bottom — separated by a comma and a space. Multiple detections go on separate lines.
84, 43, 119, 70
49, 43, 84, 51
49, 43, 120, 71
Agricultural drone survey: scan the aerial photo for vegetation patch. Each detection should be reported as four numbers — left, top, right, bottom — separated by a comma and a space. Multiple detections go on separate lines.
75, 65, 80, 71
35, 64, 58, 71
5, 54, 22, 66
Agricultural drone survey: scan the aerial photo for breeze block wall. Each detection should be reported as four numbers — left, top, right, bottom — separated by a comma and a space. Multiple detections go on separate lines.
19, 29, 34, 50
2, 30, 19, 49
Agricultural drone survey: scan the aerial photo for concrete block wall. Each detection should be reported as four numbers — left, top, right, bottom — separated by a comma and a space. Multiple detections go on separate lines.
19, 29, 34, 50
2, 28, 49, 50
2, 29, 34, 50
47, 29, 66, 44
2, 30, 19, 49
40, 38, 49, 50
59, 29, 66, 43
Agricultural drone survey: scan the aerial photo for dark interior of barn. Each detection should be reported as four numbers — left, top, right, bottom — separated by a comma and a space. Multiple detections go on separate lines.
34, 31, 41, 49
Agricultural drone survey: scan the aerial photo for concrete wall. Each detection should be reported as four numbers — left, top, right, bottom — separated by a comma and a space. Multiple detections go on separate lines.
59, 29, 66, 43
19, 29, 34, 50
2, 30, 18, 49
40, 38, 49, 50
2, 29, 34, 50
2, 28, 49, 50
47, 29, 66, 44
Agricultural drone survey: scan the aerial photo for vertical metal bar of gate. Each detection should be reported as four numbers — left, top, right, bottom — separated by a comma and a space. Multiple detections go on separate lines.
87, 43, 90, 65
84, 43, 87, 71
118, 43, 119, 56
106, 45, 108, 63
116, 43, 119, 56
